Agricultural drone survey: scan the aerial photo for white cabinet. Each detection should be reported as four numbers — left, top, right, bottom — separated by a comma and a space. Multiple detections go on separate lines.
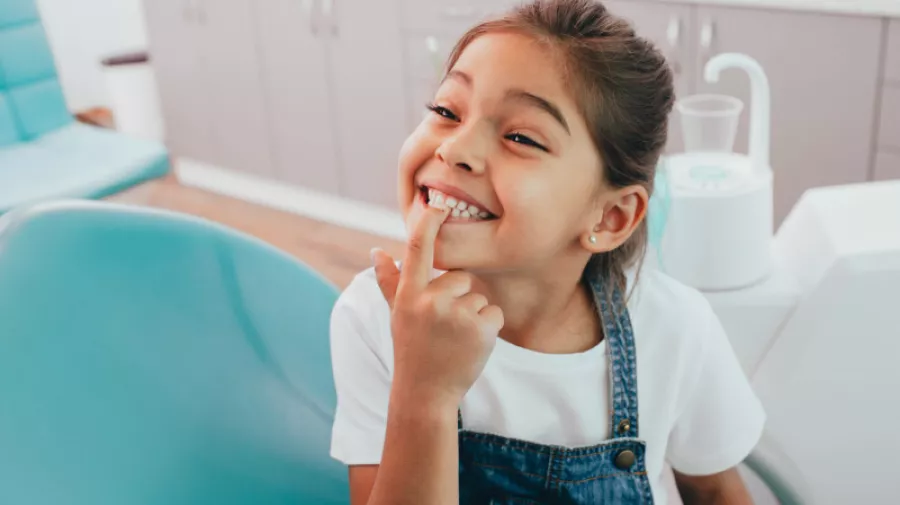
143, 0, 216, 162
328, 0, 409, 207
200, 0, 275, 178
254, 0, 340, 193
144, 0, 274, 177
147, 0, 889, 219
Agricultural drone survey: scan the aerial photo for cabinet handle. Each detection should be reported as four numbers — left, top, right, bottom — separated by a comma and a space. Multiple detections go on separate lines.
440, 6, 478, 20
183, 0, 195, 23
197, 3, 207, 25
699, 19, 715, 70
700, 19, 715, 51
666, 17, 680, 47
665, 16, 681, 76
302, 0, 317, 35
322, 0, 338, 35
425, 36, 444, 79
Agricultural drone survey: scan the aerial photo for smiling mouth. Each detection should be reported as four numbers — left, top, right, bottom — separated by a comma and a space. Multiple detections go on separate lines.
420, 186, 497, 222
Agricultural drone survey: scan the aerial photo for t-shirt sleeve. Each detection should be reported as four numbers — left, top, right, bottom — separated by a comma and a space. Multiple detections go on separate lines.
329, 277, 392, 465
665, 300, 766, 476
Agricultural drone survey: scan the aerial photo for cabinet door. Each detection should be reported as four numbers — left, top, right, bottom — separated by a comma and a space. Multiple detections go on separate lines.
142, 0, 216, 161
328, 0, 409, 208
198, 0, 275, 177
603, 1, 696, 154
692, 7, 882, 223
873, 151, 900, 181
253, 0, 340, 192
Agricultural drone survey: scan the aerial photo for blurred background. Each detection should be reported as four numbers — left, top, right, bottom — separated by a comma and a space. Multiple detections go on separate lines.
25, 0, 900, 283
0, 0, 898, 504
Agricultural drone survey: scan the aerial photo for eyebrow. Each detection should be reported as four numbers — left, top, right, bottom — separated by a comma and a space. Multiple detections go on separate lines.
443, 69, 570, 134
505, 89, 570, 135
443, 69, 472, 86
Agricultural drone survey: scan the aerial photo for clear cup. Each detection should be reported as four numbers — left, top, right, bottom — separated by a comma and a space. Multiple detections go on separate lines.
676, 94, 744, 153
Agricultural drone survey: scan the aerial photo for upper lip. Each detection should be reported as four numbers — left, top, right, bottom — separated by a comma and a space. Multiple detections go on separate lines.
420, 181, 496, 216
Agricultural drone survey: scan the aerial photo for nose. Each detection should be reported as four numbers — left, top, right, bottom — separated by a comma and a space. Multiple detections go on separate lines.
435, 124, 487, 175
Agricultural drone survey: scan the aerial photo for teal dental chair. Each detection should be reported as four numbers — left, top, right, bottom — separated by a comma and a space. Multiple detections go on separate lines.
0, 201, 349, 504
0, 0, 170, 215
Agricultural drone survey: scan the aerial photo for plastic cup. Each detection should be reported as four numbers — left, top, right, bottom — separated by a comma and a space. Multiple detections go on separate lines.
676, 94, 744, 153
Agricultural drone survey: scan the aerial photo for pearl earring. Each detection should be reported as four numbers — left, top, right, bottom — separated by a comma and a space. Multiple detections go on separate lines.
589, 235, 597, 244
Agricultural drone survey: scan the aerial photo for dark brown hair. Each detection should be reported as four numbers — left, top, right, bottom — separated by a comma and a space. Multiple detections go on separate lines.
445, 0, 675, 294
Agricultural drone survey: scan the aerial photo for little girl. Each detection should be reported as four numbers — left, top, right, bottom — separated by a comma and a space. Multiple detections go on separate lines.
329, 0, 764, 503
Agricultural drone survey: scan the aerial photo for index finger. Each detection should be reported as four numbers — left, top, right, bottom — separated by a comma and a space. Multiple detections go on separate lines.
398, 206, 450, 295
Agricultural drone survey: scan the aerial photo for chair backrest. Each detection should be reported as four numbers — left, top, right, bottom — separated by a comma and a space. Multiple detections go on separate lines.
0, 201, 349, 505
0, 0, 71, 147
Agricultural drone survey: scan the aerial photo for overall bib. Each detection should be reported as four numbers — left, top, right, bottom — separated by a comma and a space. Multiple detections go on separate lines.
458, 275, 655, 504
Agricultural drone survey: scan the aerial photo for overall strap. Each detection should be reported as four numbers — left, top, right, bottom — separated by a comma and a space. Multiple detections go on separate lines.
588, 274, 640, 440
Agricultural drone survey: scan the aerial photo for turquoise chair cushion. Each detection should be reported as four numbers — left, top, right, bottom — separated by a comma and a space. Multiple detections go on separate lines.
0, 23, 57, 87
0, 0, 39, 28
0, 123, 171, 213
0, 93, 19, 146
0, 201, 349, 505
0, 0, 72, 139
7, 79, 70, 138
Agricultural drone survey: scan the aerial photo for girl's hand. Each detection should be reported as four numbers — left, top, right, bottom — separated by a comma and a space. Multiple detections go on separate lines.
372, 206, 504, 409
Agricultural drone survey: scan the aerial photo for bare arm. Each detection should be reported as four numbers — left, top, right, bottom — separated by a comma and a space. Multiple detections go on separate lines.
351, 392, 458, 505
349, 206, 500, 505
675, 467, 754, 505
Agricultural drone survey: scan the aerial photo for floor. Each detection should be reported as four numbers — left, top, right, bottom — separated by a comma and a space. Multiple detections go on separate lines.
108, 173, 405, 289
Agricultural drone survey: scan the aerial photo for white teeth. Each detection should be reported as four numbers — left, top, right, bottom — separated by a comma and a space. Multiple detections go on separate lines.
424, 187, 491, 221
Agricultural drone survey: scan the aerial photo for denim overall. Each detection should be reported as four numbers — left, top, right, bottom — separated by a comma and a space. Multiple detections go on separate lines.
458, 274, 654, 504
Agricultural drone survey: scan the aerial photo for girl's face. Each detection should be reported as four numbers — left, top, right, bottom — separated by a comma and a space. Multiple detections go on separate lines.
398, 32, 607, 273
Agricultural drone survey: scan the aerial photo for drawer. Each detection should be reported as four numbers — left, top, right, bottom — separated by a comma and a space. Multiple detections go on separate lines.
873, 151, 900, 181
887, 20, 900, 83
400, 0, 521, 36
878, 84, 900, 149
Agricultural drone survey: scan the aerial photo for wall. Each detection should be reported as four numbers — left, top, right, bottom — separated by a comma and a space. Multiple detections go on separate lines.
36, 0, 148, 112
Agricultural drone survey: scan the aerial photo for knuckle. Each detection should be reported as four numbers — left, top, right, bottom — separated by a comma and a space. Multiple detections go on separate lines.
448, 272, 473, 290
452, 302, 471, 319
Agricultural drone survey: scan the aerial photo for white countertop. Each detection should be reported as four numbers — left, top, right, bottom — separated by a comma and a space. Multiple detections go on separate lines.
656, 0, 900, 18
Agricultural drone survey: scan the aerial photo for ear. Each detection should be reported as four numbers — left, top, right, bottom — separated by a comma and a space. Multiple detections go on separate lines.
581, 184, 649, 253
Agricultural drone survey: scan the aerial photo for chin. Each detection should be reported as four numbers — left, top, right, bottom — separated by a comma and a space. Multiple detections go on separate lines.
433, 244, 501, 273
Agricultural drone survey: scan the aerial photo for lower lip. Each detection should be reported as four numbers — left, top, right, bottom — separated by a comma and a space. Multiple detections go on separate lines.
419, 191, 494, 224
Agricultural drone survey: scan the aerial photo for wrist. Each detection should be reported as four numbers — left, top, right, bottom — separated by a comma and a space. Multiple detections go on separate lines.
388, 379, 460, 422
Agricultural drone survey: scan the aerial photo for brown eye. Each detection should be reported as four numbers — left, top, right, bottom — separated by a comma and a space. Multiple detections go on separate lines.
425, 103, 460, 122
506, 132, 547, 152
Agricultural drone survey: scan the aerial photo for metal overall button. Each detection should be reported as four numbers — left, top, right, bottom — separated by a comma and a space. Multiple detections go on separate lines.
615, 449, 636, 470
617, 419, 631, 434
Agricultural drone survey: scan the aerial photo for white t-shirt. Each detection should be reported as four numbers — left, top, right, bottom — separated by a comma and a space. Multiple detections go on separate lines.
329, 267, 765, 504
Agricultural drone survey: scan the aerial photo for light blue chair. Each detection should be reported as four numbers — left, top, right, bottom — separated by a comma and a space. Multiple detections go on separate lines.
0, 0, 170, 215
0, 200, 349, 505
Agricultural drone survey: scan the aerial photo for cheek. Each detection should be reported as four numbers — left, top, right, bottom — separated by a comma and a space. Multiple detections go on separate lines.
397, 126, 436, 208
495, 172, 593, 248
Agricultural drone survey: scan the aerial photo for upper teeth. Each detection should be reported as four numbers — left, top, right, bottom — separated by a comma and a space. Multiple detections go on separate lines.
427, 188, 491, 219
